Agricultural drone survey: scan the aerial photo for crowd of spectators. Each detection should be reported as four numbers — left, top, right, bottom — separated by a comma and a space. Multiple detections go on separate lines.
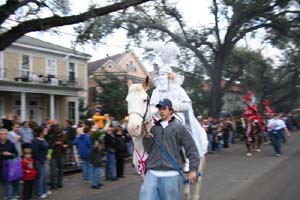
0, 110, 132, 200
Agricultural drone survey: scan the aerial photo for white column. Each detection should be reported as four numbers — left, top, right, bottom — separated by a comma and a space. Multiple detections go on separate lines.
21, 92, 26, 121
50, 94, 55, 120
75, 97, 79, 124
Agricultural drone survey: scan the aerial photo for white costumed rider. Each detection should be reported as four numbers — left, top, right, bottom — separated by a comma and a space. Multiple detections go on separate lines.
150, 42, 208, 172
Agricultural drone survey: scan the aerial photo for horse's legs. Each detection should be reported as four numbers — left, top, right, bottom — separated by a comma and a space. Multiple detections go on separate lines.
183, 183, 191, 200
132, 152, 139, 174
192, 157, 206, 200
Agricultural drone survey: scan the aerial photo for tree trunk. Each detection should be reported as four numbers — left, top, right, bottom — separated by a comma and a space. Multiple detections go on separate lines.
207, 60, 225, 118
208, 79, 224, 118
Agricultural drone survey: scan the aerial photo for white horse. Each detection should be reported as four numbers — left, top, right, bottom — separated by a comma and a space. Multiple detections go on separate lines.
126, 76, 151, 174
126, 76, 206, 200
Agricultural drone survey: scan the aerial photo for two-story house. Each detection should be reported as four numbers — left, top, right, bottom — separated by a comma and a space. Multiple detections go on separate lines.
88, 51, 148, 105
0, 35, 90, 124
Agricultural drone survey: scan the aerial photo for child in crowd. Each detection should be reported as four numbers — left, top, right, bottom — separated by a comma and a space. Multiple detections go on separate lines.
88, 141, 103, 189
92, 109, 108, 130
22, 148, 36, 200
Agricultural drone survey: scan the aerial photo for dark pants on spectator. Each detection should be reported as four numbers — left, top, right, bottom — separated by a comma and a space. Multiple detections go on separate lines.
270, 133, 281, 154
50, 157, 65, 188
116, 158, 125, 177
22, 180, 33, 200
223, 132, 229, 148
0, 180, 6, 200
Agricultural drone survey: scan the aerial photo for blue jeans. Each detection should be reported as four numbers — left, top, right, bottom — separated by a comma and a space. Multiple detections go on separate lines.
6, 179, 20, 199
207, 134, 213, 152
279, 131, 286, 143
270, 133, 281, 154
126, 141, 133, 155
139, 172, 180, 200
90, 165, 101, 186
82, 159, 91, 181
34, 161, 47, 196
216, 136, 223, 153
105, 152, 116, 179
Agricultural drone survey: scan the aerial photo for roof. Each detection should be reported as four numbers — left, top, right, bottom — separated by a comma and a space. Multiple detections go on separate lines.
14, 35, 91, 58
88, 52, 128, 76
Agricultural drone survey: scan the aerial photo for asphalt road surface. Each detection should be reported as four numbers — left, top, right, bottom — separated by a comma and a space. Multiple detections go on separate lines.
231, 148, 300, 200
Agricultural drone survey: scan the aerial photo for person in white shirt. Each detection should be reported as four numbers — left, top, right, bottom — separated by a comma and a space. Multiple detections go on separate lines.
267, 114, 291, 156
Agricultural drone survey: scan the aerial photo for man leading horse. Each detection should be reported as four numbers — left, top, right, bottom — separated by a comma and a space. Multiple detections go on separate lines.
140, 98, 200, 200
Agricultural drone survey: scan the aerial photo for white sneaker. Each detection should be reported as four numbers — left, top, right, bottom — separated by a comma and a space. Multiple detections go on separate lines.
256, 149, 261, 152
38, 194, 48, 199
47, 190, 52, 195
246, 153, 252, 156
275, 154, 281, 157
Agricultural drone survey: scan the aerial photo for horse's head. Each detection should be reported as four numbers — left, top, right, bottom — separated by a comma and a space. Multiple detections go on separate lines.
126, 76, 151, 137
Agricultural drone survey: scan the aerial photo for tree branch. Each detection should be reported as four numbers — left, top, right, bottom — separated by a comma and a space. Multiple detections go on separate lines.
0, 0, 34, 25
0, 0, 153, 51
161, 1, 189, 42
212, 0, 221, 46
223, 2, 277, 48
232, 23, 277, 44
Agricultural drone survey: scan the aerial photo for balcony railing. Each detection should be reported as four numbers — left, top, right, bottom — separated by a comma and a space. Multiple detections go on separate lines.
0, 68, 83, 87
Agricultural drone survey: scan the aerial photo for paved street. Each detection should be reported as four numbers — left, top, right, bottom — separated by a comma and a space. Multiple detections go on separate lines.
48, 131, 300, 200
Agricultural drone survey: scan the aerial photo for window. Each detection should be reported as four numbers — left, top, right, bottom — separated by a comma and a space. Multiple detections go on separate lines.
15, 100, 21, 106
46, 59, 57, 77
29, 101, 37, 106
21, 54, 31, 77
68, 101, 75, 121
68, 62, 76, 81
127, 61, 136, 72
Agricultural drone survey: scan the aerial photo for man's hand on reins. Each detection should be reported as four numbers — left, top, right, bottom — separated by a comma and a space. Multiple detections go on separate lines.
143, 122, 153, 138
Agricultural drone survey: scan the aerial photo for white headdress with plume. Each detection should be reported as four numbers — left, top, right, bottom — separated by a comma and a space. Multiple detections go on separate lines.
147, 41, 185, 88
147, 41, 180, 74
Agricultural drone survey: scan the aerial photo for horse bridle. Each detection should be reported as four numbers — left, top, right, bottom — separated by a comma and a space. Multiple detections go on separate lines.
128, 96, 150, 125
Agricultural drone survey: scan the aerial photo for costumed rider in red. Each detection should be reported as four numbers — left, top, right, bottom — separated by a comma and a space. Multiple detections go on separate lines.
242, 91, 265, 156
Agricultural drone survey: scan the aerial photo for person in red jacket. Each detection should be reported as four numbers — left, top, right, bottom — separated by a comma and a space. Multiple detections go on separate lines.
22, 148, 36, 200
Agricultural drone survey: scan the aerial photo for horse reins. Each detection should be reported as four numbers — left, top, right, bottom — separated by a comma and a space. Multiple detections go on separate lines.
128, 96, 150, 127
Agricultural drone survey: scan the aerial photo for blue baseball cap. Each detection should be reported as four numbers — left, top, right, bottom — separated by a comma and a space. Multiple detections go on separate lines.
156, 98, 172, 108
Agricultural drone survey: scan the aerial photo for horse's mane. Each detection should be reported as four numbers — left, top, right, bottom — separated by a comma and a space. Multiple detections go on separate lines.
128, 84, 145, 94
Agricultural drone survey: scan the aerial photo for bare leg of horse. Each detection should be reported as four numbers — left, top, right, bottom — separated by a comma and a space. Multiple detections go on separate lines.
192, 157, 206, 200
182, 148, 191, 200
